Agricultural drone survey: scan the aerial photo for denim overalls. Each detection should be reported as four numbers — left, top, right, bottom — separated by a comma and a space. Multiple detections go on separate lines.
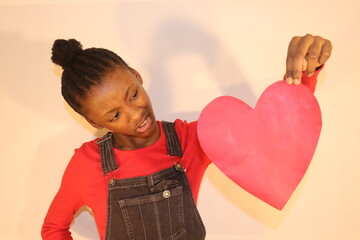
96, 122, 206, 240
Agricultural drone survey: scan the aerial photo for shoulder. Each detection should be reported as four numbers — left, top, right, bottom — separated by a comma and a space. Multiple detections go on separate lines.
65, 138, 101, 173
74, 138, 99, 158
172, 120, 212, 165
173, 119, 198, 142
60, 137, 103, 187
173, 119, 197, 134
173, 119, 200, 149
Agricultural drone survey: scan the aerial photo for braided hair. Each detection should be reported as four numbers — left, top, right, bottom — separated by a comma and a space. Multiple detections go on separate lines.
51, 39, 129, 115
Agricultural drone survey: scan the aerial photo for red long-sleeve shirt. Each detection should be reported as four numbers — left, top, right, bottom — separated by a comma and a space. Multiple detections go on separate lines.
42, 120, 211, 240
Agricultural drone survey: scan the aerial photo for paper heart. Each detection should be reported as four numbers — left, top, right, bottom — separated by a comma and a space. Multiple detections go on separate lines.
197, 81, 322, 210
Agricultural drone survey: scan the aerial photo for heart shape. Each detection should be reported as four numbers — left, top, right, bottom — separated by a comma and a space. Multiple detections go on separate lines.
197, 81, 322, 210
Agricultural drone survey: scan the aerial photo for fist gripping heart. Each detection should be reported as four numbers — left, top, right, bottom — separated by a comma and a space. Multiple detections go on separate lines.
197, 81, 322, 210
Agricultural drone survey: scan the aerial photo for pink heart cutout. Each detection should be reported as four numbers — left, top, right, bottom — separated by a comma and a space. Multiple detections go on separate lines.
198, 81, 322, 210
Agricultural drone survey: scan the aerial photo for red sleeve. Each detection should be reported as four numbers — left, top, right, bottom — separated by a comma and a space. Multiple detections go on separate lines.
283, 65, 324, 93
174, 119, 212, 166
41, 153, 84, 240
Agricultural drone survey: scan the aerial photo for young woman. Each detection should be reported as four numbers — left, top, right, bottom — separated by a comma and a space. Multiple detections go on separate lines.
41, 35, 332, 240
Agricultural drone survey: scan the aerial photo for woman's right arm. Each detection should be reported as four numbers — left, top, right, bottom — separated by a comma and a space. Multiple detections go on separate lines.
41, 155, 84, 240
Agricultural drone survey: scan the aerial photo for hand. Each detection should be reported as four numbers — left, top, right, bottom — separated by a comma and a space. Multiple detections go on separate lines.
285, 34, 332, 85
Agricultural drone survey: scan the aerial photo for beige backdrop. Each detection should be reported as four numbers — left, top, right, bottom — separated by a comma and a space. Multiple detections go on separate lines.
1, 0, 359, 239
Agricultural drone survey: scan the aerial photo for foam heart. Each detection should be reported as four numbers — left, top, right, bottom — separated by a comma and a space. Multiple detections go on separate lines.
198, 81, 322, 210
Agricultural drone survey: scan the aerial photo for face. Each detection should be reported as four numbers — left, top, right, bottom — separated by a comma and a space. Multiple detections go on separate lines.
82, 66, 159, 150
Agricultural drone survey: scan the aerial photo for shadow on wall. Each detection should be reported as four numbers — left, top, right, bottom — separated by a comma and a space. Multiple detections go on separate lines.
145, 18, 294, 229
146, 18, 257, 121
0, 32, 63, 121
0, 31, 101, 136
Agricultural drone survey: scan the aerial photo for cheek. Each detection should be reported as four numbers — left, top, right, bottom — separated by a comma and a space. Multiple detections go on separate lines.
105, 121, 128, 132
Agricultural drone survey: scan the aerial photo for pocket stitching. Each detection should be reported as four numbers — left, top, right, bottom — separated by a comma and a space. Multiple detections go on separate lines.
118, 186, 185, 240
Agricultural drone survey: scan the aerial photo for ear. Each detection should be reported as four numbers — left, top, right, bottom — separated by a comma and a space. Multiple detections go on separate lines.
85, 116, 104, 130
129, 67, 143, 84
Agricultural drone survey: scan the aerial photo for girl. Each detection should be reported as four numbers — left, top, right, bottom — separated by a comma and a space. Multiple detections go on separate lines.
42, 35, 332, 240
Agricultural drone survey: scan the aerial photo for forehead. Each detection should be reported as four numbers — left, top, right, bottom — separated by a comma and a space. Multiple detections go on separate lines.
103, 65, 135, 86
91, 66, 136, 95
83, 66, 137, 115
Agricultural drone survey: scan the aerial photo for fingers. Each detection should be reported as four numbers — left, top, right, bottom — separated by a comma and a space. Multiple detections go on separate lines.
285, 34, 332, 85
319, 39, 332, 64
285, 48, 294, 84
306, 36, 324, 76
286, 34, 314, 85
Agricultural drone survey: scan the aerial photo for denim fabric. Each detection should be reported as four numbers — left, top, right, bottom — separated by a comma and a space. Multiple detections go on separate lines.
96, 122, 206, 240
97, 132, 118, 175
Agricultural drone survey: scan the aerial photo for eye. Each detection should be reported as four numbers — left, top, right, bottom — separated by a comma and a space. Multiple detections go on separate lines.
110, 112, 120, 122
130, 90, 138, 100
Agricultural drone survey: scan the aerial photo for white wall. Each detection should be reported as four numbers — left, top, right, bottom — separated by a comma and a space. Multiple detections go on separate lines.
1, 0, 359, 239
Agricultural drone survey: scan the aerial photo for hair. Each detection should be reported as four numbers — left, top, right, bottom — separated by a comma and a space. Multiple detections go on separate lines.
51, 39, 129, 115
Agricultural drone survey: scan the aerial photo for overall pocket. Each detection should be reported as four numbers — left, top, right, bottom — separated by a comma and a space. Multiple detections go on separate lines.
118, 186, 186, 240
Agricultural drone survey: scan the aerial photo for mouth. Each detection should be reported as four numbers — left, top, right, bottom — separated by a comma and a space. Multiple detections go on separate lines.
136, 114, 153, 133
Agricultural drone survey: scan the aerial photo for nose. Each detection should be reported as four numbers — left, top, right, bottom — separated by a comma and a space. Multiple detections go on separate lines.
126, 106, 142, 123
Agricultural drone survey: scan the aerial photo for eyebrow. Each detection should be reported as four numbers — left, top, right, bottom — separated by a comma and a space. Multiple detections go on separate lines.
102, 83, 135, 117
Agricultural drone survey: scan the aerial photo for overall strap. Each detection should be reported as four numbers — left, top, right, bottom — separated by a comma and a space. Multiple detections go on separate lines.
162, 121, 183, 157
97, 132, 118, 175
97, 121, 183, 175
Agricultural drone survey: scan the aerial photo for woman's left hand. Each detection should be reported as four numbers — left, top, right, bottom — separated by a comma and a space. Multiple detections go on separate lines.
285, 34, 332, 85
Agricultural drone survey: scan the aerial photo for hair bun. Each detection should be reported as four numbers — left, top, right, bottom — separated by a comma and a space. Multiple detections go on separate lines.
51, 39, 83, 68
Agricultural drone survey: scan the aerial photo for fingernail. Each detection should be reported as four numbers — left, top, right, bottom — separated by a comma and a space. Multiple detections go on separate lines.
286, 77, 293, 84
306, 72, 314, 77
294, 79, 300, 85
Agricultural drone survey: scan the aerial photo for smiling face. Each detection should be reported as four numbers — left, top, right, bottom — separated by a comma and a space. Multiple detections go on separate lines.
82, 65, 160, 150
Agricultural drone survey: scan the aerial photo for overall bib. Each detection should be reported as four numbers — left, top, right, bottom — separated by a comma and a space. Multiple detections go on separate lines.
96, 122, 206, 240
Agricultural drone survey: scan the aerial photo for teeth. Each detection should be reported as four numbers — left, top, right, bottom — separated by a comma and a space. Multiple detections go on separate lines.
139, 119, 147, 128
